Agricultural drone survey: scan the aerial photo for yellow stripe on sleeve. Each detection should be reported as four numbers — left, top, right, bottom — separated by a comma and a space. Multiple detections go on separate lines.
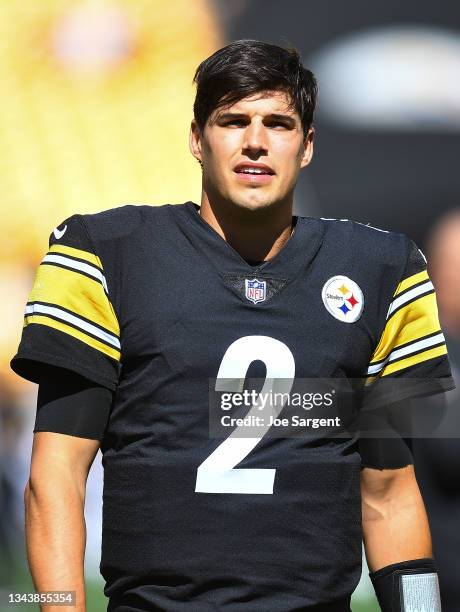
49, 244, 103, 269
380, 344, 447, 377
28, 264, 119, 337
394, 270, 429, 296
24, 314, 121, 361
370, 292, 440, 365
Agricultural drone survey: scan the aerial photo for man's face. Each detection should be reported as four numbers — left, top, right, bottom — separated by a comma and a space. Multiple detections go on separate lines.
190, 90, 314, 212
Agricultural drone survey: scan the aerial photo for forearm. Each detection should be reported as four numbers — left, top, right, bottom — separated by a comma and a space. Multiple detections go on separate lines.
362, 466, 432, 572
24, 476, 87, 612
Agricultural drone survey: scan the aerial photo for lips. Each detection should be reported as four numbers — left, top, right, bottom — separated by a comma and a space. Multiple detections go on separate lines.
233, 162, 275, 175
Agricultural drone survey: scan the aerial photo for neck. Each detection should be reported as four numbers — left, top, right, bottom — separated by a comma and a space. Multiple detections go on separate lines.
199, 194, 294, 262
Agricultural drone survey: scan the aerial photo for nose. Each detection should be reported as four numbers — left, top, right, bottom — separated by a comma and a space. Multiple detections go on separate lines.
242, 119, 268, 155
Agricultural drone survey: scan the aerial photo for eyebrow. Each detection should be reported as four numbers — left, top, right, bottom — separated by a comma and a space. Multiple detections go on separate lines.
216, 112, 297, 127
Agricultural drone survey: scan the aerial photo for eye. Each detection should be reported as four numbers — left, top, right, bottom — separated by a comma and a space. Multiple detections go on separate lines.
225, 119, 246, 127
267, 121, 289, 129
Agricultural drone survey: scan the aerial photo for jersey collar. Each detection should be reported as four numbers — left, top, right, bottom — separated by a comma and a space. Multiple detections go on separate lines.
174, 201, 325, 280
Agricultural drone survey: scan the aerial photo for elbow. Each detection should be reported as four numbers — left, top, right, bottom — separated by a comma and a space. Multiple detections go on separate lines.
24, 476, 47, 515
361, 465, 421, 523
24, 477, 40, 503
25, 471, 86, 509
24, 479, 31, 507
361, 469, 404, 523
24, 478, 39, 515
362, 493, 391, 523
24, 480, 34, 531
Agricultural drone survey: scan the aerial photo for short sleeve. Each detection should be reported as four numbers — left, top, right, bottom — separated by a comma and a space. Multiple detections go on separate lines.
11, 215, 121, 390
364, 238, 455, 409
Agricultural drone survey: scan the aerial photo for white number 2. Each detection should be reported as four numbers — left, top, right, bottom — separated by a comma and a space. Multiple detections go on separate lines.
195, 335, 295, 495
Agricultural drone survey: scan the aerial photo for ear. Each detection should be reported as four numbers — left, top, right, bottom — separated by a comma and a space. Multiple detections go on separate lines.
300, 127, 315, 168
189, 118, 203, 163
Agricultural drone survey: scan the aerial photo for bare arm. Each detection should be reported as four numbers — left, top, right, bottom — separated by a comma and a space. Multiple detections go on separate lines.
361, 464, 432, 572
24, 432, 100, 612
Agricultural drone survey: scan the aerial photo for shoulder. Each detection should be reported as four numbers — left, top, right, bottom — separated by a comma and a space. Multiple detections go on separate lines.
316, 216, 407, 248
78, 202, 183, 243
310, 216, 411, 269
51, 204, 188, 298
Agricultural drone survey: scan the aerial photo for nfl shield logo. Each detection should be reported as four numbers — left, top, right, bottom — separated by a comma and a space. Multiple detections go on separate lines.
245, 278, 266, 304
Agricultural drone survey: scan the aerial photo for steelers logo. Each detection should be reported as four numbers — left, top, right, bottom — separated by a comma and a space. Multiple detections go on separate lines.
321, 275, 364, 323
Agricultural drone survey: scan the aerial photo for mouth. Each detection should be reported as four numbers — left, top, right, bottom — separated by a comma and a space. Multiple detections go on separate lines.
233, 163, 275, 185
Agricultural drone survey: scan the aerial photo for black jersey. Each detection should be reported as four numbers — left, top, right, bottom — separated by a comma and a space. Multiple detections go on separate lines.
12, 203, 454, 611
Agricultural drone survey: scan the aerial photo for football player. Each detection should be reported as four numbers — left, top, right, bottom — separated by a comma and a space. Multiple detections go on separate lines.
12, 40, 454, 611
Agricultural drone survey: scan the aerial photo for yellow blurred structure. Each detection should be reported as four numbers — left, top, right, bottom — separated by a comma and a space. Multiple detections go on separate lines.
0, 0, 223, 380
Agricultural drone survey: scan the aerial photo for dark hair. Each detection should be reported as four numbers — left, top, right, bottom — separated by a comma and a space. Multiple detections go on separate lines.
193, 40, 318, 137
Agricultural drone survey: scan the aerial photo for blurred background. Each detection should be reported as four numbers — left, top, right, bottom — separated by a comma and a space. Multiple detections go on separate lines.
1, 1, 459, 610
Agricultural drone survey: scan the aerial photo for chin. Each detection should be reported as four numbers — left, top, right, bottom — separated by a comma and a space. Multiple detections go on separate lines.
231, 200, 271, 214
243, 197, 285, 213
229, 191, 278, 212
